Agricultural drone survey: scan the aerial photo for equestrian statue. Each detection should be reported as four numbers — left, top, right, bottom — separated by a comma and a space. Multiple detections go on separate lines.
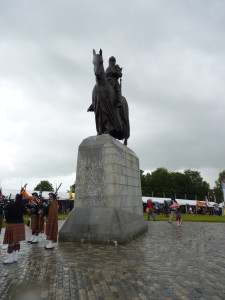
87, 49, 130, 145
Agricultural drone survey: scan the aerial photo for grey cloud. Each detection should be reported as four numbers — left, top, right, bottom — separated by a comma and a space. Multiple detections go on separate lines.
1, 0, 225, 190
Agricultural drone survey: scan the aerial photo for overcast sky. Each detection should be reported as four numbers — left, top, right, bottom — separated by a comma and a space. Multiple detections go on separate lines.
0, 0, 224, 193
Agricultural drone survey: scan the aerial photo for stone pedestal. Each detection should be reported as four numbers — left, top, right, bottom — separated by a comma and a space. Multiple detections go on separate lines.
59, 135, 147, 244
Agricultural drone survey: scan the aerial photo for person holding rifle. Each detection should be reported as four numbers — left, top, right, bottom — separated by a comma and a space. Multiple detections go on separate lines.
26, 192, 44, 244
3, 194, 26, 264
1, 196, 12, 250
44, 193, 58, 249
0, 201, 3, 234
0, 194, 4, 235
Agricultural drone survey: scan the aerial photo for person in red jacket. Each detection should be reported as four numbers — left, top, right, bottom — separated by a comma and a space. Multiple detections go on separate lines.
147, 199, 156, 221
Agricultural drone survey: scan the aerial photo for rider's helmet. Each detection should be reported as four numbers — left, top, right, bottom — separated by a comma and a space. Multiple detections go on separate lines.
109, 56, 116, 62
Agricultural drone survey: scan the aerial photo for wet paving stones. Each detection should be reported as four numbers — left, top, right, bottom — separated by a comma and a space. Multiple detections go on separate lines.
1, 221, 225, 299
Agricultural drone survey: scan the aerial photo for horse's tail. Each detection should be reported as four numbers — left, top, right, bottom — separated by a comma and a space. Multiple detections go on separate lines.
121, 96, 130, 140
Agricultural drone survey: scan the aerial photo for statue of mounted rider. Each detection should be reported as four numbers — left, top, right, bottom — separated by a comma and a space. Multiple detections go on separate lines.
88, 49, 130, 145
105, 56, 123, 107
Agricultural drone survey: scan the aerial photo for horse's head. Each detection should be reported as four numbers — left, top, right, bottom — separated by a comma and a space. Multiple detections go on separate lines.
93, 49, 104, 80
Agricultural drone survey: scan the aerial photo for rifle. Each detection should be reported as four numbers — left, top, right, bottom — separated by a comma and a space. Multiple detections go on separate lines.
55, 183, 62, 199
38, 182, 43, 201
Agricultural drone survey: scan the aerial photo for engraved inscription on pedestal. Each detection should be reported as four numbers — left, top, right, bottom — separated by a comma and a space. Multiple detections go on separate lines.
75, 147, 108, 207
74, 135, 143, 215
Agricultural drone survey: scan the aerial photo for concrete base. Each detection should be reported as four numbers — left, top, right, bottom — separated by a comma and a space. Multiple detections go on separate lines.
59, 207, 147, 244
59, 135, 147, 244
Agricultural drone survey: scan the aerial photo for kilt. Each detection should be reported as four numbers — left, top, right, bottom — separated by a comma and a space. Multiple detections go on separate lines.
46, 200, 58, 242
31, 215, 44, 233
3, 223, 25, 245
31, 215, 38, 231
38, 215, 44, 233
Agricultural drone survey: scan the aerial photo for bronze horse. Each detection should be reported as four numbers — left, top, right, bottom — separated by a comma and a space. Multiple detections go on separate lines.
87, 49, 130, 145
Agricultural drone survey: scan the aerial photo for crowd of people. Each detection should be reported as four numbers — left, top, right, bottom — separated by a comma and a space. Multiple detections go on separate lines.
144, 199, 222, 217
146, 198, 182, 226
145, 197, 223, 226
58, 200, 74, 214
0, 192, 59, 264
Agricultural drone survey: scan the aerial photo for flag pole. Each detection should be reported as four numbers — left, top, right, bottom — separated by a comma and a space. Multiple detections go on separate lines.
222, 182, 225, 216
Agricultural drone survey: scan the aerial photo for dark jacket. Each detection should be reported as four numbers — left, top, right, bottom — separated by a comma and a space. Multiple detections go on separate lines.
5, 201, 25, 224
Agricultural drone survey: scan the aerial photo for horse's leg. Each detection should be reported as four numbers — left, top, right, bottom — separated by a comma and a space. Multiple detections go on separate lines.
124, 138, 127, 146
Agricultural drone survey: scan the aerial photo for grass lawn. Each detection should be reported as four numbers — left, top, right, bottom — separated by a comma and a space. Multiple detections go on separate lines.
1, 213, 225, 228
144, 213, 225, 223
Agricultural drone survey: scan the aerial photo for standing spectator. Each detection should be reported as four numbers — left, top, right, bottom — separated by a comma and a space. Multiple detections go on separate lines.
163, 200, 169, 217
176, 207, 182, 226
69, 200, 74, 211
3, 194, 25, 264
168, 197, 178, 223
155, 203, 160, 217
62, 201, 66, 214
146, 199, 156, 221
66, 201, 71, 215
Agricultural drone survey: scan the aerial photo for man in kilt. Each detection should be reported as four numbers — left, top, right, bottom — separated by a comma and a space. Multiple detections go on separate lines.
45, 193, 58, 249
26, 192, 44, 244
0, 201, 3, 234
0, 198, 8, 250
3, 194, 26, 264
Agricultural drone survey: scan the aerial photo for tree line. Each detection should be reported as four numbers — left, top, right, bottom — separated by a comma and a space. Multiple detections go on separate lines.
33, 169, 225, 203
140, 168, 225, 203
33, 181, 76, 193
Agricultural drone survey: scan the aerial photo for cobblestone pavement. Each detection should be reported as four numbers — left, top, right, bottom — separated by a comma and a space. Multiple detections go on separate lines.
1, 221, 225, 300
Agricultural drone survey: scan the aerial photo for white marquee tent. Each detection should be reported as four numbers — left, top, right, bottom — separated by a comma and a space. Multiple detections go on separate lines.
1, 189, 74, 201
1, 189, 221, 208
